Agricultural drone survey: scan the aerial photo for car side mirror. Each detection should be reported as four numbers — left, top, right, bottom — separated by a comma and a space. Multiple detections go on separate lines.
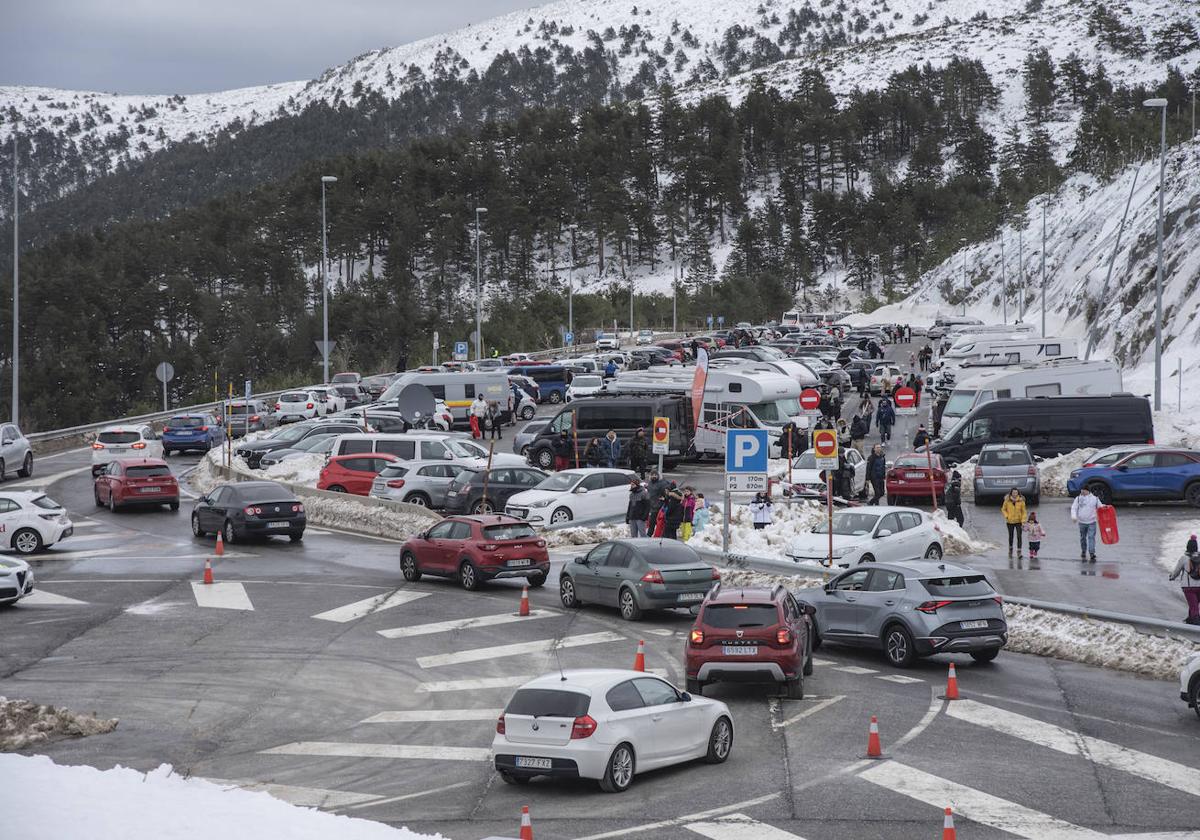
443, 451, 454, 460
876, 529, 893, 538
680, 692, 692, 702
574, 486, 589, 494
1, 437, 12, 445
574, 556, 589, 565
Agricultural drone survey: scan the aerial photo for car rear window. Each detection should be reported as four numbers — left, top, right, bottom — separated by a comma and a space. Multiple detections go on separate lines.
98, 431, 140, 444
505, 688, 590, 718
979, 449, 1031, 466
280, 393, 307, 402
894, 456, 930, 467
483, 523, 537, 540
126, 465, 171, 478
643, 543, 703, 565
378, 464, 409, 478
30, 495, 62, 510
170, 417, 205, 428
701, 604, 779, 628
228, 404, 255, 415
921, 575, 995, 597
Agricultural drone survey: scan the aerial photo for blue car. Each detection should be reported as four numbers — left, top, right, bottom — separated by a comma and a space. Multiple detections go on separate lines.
1066, 448, 1200, 507
162, 414, 224, 456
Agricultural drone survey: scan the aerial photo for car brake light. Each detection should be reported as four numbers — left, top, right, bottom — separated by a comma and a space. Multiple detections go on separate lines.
974, 466, 983, 478
131, 442, 147, 450
386, 479, 406, 488
711, 568, 721, 580
641, 569, 664, 584
480, 544, 498, 551
1147, 438, 1154, 445
92, 442, 105, 450
916, 600, 953, 614
292, 504, 304, 513
199, 426, 209, 432
536, 539, 546, 548
307, 403, 314, 409
244, 506, 263, 516
250, 415, 260, 422
1027, 465, 1037, 476
570, 715, 598, 739
496, 714, 505, 735
690, 628, 704, 644
993, 595, 1003, 605
162, 427, 172, 434
275, 403, 281, 410
777, 627, 792, 645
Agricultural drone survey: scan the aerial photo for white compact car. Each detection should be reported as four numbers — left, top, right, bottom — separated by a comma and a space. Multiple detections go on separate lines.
595, 333, 620, 351
91, 425, 163, 475
492, 669, 733, 792
275, 391, 321, 423
309, 387, 346, 415
786, 506, 943, 567
0, 492, 73, 554
566, 374, 606, 402
505, 468, 636, 525
0, 555, 34, 603
788, 448, 866, 495
1182, 652, 1200, 720
636, 329, 654, 345
870, 365, 905, 395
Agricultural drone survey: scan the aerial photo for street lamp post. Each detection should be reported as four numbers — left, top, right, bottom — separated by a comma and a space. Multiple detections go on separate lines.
10, 132, 17, 427
959, 238, 968, 316
319, 176, 337, 384
999, 232, 1007, 323
1018, 226, 1025, 320
1144, 97, 1168, 411
628, 234, 634, 341
1040, 195, 1047, 338
566, 223, 577, 345
475, 207, 487, 360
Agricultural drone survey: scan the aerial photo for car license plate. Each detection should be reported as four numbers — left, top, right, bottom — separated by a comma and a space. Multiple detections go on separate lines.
905, 471, 926, 479
677, 592, 705, 602
722, 645, 758, 656
960, 619, 989, 630
993, 478, 1017, 485
268, 521, 290, 529
514, 756, 552, 770
138, 487, 161, 493
507, 558, 531, 567
110, 446, 127, 454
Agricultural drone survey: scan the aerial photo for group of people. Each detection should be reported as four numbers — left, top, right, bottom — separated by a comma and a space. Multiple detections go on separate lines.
469, 394, 505, 440
552, 428, 627, 470
625, 472, 709, 541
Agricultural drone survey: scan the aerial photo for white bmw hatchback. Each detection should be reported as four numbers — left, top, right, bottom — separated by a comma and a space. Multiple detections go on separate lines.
786, 505, 944, 568
492, 669, 733, 792
0, 491, 73, 555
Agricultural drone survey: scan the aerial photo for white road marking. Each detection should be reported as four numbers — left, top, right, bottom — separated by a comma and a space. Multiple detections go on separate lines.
362, 709, 503, 723
876, 674, 924, 685
773, 695, 844, 730
686, 814, 808, 840
377, 608, 556, 639
810, 657, 836, 666
416, 631, 624, 669
66, 520, 103, 528
860, 761, 1109, 839
311, 590, 430, 623
261, 742, 490, 761
37, 548, 132, 561
574, 793, 783, 840
191, 581, 254, 611
203, 778, 381, 809
890, 686, 945, 754
340, 780, 473, 811
19, 590, 88, 606
830, 665, 878, 675
417, 676, 535, 693
947, 699, 1200, 797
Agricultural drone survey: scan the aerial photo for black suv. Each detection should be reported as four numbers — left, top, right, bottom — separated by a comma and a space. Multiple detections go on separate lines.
235, 422, 364, 468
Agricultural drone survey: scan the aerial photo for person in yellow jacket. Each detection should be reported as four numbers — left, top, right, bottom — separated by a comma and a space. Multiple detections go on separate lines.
1001, 488, 1028, 558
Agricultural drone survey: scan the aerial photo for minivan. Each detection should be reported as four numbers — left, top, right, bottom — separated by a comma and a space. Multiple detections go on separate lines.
525, 395, 691, 470
330, 432, 526, 467
929, 395, 1154, 465
508, 365, 569, 404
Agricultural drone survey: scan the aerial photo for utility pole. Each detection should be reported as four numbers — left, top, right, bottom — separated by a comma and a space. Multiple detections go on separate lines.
1144, 97, 1168, 411
628, 234, 634, 342
320, 175, 337, 384
999, 232, 1007, 323
1040, 196, 1047, 338
10, 131, 17, 427
1018, 226, 1025, 320
959, 238, 968, 316
475, 207, 488, 360
567, 223, 577, 345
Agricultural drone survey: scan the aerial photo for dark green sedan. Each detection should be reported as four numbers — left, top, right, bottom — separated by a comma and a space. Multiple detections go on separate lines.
558, 539, 720, 621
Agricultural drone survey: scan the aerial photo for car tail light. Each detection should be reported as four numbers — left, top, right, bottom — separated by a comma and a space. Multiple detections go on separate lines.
496, 714, 506, 735
92, 442, 105, 450
250, 415, 260, 422
1148, 438, 1154, 444
711, 568, 721, 580
536, 539, 546, 548
641, 569, 664, 584
198, 426, 209, 432
1027, 465, 1037, 476
776, 627, 792, 645
131, 442, 147, 450
570, 715, 598, 739
292, 504, 304, 513
275, 403, 281, 410
162, 427, 172, 434
992, 595, 1003, 605
480, 544, 498, 551
974, 466, 983, 478
244, 506, 263, 516
307, 403, 314, 409
690, 628, 704, 645
916, 600, 953, 614
386, 479, 406, 488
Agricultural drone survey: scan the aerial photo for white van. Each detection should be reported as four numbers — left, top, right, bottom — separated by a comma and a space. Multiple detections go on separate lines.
330, 431, 526, 467
940, 359, 1124, 432
943, 336, 1078, 367
379, 372, 510, 428
928, 316, 983, 339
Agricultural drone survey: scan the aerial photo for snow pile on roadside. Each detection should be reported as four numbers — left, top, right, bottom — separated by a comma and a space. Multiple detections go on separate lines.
0, 697, 118, 751
301, 495, 434, 540
1153, 409, 1200, 450
260, 454, 325, 486
543, 521, 628, 547
1037, 449, 1096, 497
1003, 604, 1199, 681
690, 501, 826, 557
0, 754, 443, 840
188, 451, 226, 495
716, 567, 828, 590
930, 510, 993, 555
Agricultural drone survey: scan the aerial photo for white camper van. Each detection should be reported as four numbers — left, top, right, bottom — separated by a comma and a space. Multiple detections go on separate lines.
942, 335, 1078, 367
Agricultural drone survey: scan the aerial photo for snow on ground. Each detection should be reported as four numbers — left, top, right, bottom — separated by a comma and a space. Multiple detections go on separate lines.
260, 454, 326, 486
689, 500, 826, 558
1037, 449, 1097, 498
0, 698, 117, 751
0, 754, 442, 840
543, 521, 629, 547
930, 510, 993, 555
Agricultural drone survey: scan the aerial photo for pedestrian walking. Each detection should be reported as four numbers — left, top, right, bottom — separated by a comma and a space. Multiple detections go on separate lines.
692, 494, 711, 533
600, 429, 621, 467
625, 479, 649, 538
1168, 534, 1200, 624
469, 393, 487, 439
836, 418, 851, 451
850, 412, 867, 454
1070, 485, 1101, 562
944, 471, 965, 526
911, 374, 923, 406
629, 428, 650, 478
681, 488, 696, 541
750, 492, 773, 530
912, 423, 930, 449
553, 430, 573, 471
866, 444, 887, 505
485, 401, 502, 440
583, 437, 602, 467
875, 397, 895, 444
909, 351, 917, 370
830, 385, 843, 420
1024, 511, 1045, 561
1001, 488, 1028, 558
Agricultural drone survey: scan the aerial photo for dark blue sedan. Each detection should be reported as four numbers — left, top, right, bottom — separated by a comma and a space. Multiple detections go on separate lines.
1067, 448, 1200, 506
162, 414, 224, 455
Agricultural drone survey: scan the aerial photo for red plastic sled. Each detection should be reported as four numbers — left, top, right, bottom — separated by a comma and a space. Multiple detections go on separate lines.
1097, 504, 1119, 545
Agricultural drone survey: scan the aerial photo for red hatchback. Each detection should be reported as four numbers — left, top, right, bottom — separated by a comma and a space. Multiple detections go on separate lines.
94, 458, 179, 512
318, 453, 397, 496
399, 515, 550, 591
885, 452, 948, 505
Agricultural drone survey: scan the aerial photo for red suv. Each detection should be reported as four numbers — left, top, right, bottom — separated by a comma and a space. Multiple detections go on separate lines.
399, 515, 550, 591
318, 453, 397, 496
685, 584, 814, 699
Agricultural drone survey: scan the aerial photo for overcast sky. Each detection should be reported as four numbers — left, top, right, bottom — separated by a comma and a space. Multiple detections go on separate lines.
1, 0, 538, 94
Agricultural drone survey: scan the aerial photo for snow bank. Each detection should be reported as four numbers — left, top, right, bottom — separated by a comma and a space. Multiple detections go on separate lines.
1157, 521, 1199, 574
0, 698, 118, 751
260, 453, 326, 486
1037, 449, 1096, 497
0, 754, 442, 840
929, 510, 993, 555
690, 501, 826, 558
543, 522, 629, 547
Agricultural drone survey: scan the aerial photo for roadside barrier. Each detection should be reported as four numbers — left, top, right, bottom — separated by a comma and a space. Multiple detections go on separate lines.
202, 556, 214, 585
517, 583, 530, 617
942, 807, 956, 839
866, 715, 883, 758
943, 663, 960, 700
632, 639, 646, 672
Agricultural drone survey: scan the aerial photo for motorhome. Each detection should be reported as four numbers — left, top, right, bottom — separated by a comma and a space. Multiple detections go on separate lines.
379, 371, 511, 428
943, 322, 1036, 344
939, 359, 1123, 432
941, 336, 1078, 367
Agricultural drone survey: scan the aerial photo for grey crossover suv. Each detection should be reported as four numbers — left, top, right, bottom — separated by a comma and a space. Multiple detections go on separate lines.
796, 560, 1007, 667
974, 442, 1040, 504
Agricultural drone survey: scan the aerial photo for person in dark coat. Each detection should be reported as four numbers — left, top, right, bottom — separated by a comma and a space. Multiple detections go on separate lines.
583, 437, 602, 467
663, 485, 685, 540
626, 480, 650, 538
645, 470, 669, 530
912, 424, 931, 449
628, 428, 650, 478
866, 444, 887, 504
778, 422, 806, 462
944, 471, 965, 526
932, 395, 949, 439
875, 397, 895, 444
849, 413, 868, 454
600, 430, 621, 467
553, 431, 573, 471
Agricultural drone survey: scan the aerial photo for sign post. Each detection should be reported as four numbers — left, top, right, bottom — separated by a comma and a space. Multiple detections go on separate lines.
723, 429, 770, 553
155, 362, 174, 412
432, 331, 440, 366
812, 428, 839, 566
652, 416, 670, 475
453, 341, 469, 362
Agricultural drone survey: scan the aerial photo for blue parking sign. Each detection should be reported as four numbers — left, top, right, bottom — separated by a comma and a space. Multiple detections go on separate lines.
565, 331, 574, 344
725, 429, 769, 473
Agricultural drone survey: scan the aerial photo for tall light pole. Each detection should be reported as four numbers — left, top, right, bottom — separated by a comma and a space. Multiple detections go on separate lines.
999, 232, 1007, 323
10, 131, 17, 427
1018, 226, 1025, 320
474, 207, 487, 360
959, 237, 968, 316
628, 233, 634, 341
1040, 194, 1047, 338
319, 175, 337, 384
566, 223, 577, 345
1144, 97, 1168, 411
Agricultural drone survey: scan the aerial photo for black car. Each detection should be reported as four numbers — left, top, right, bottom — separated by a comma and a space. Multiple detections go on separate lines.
235, 422, 365, 468
191, 481, 306, 544
442, 466, 549, 515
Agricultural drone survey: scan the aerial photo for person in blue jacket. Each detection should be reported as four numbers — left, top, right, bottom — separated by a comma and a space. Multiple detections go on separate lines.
600, 429, 622, 467
875, 396, 895, 444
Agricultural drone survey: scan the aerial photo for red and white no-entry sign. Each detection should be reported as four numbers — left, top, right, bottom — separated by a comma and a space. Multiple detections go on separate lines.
799, 388, 822, 413
894, 386, 917, 415
812, 428, 839, 469
652, 416, 670, 455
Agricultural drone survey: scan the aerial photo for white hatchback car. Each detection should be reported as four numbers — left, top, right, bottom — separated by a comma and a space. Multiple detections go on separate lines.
786, 505, 944, 568
0, 555, 34, 603
788, 448, 866, 495
506, 468, 636, 526
91, 425, 163, 475
492, 669, 733, 792
275, 391, 321, 423
308, 387, 345, 415
0, 491, 73, 554
566, 374, 606, 402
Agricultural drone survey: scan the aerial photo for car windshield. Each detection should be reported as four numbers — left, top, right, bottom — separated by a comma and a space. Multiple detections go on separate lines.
293, 434, 336, 452
535, 473, 581, 492
331, 373, 358, 383
234, 484, 293, 503
30, 495, 62, 510
921, 575, 995, 597
702, 604, 778, 629
269, 424, 311, 442
793, 453, 818, 469
895, 456, 931, 468
748, 398, 801, 425
483, 523, 537, 540
819, 512, 880, 536
378, 464, 409, 478
447, 440, 486, 459
126, 465, 171, 478
573, 376, 603, 388
505, 688, 590, 718
944, 390, 978, 417
98, 431, 140, 444
979, 448, 1031, 466
169, 416, 205, 428
450, 470, 478, 489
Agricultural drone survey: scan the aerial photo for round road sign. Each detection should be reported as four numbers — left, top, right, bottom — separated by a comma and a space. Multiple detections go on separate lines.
652, 417, 670, 444
813, 428, 838, 457
799, 388, 821, 412
894, 387, 917, 409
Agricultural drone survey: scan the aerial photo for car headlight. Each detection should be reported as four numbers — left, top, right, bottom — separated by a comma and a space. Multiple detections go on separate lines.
830, 546, 850, 558
527, 499, 553, 508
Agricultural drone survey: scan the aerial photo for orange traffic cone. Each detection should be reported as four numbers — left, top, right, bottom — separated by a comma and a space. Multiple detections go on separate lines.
203, 556, 214, 585
517, 583, 530, 617
943, 663, 960, 701
519, 804, 533, 840
942, 807, 956, 840
866, 715, 883, 758
215, 531, 225, 557
632, 639, 646, 672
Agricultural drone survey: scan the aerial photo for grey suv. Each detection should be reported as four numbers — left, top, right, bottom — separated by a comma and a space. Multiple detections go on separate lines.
974, 442, 1040, 504
0, 423, 33, 480
797, 561, 1007, 667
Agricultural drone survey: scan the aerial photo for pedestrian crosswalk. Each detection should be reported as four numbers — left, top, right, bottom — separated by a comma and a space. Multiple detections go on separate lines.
685, 814, 807, 839
415, 630, 624, 668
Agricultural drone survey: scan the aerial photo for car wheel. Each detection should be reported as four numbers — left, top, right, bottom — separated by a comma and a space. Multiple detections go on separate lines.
459, 560, 480, 591
528, 573, 546, 588
686, 677, 703, 696
703, 717, 733, 764
0, 459, 6, 481
883, 624, 916, 668
499, 771, 530, 786
471, 499, 495, 514
618, 588, 643, 621
289, 531, 303, 543
534, 448, 555, 470
811, 623, 822, 650
94, 490, 104, 508
520, 446, 530, 457
191, 512, 206, 537
924, 543, 943, 560
108, 493, 118, 513
1085, 481, 1112, 505
859, 553, 876, 564
169, 501, 180, 512
401, 551, 422, 582
403, 492, 431, 508
1191, 677, 1200, 722
599, 744, 635, 793
548, 391, 563, 404
970, 649, 1000, 664
18, 453, 32, 478
12, 528, 42, 555
803, 641, 814, 676
549, 507, 573, 525
1185, 483, 1200, 508
223, 520, 237, 545
559, 575, 579, 607
520, 406, 535, 420
328, 485, 347, 494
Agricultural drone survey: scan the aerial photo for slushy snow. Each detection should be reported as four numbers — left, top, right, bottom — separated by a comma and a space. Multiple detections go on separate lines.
0, 697, 118, 751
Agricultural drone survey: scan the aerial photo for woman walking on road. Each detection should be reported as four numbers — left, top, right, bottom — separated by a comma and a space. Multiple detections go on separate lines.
1168, 534, 1200, 625
1001, 488, 1027, 558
